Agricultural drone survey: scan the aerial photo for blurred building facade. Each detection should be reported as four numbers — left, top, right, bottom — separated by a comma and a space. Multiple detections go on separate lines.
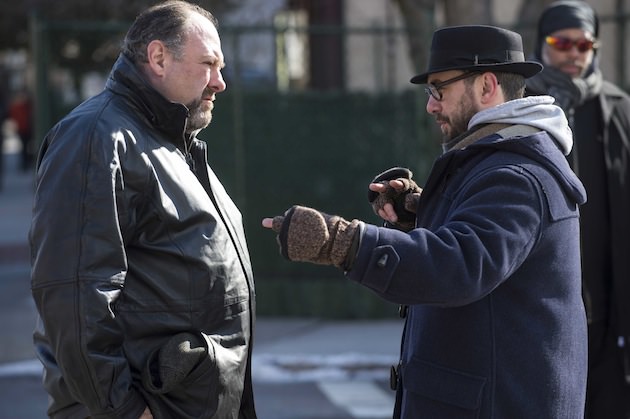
215, 0, 629, 93
1, 0, 625, 109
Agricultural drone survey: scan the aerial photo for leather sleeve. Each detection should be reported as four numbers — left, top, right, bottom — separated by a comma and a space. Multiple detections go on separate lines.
30, 114, 146, 418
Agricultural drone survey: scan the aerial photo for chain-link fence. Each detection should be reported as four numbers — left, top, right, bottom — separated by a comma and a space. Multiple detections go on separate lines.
28, 16, 443, 317
24, 11, 630, 317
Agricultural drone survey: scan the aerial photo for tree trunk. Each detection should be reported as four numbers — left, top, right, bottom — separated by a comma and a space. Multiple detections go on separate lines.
443, 0, 492, 25
513, 0, 556, 57
392, 0, 436, 77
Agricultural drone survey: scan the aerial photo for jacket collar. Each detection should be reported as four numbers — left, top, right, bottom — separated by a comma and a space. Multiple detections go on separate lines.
106, 54, 190, 143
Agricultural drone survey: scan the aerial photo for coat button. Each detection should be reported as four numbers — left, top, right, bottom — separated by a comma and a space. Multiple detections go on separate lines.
398, 305, 408, 318
377, 254, 389, 268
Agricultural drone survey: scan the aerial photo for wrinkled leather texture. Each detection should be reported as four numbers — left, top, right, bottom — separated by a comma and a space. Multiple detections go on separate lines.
30, 54, 257, 419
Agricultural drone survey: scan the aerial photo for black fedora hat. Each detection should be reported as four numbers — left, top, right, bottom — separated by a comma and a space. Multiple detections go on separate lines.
410, 25, 542, 84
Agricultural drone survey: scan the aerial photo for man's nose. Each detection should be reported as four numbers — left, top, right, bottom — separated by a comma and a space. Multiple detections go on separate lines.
426, 95, 440, 114
210, 69, 227, 93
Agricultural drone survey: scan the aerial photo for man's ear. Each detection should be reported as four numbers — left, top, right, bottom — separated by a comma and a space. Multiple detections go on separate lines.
146, 40, 168, 76
479, 72, 501, 104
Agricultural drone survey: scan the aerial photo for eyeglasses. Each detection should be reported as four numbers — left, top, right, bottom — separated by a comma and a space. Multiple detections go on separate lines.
424, 72, 480, 101
545, 36, 598, 53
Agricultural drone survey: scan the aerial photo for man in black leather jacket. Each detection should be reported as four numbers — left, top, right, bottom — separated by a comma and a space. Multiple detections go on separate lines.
526, 2, 630, 418
29, 2, 257, 418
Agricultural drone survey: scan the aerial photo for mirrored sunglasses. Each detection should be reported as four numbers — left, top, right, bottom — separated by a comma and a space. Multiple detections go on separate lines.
545, 36, 597, 53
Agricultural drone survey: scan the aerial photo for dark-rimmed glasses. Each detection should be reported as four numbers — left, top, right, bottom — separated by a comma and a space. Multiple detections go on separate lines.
545, 36, 598, 53
424, 72, 480, 101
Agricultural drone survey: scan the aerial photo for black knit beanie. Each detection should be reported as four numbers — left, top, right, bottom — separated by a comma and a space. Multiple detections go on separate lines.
535, 1, 598, 57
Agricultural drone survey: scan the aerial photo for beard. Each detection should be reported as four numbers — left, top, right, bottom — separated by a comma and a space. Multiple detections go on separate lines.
185, 93, 213, 134
439, 87, 477, 142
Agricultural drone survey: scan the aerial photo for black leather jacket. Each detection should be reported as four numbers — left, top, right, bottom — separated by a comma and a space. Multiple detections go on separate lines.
30, 54, 257, 419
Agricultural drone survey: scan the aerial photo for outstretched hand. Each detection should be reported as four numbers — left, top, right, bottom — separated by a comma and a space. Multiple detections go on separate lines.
261, 217, 277, 230
261, 205, 361, 270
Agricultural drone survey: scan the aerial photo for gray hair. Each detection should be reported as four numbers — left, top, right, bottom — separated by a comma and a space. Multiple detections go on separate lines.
122, 0, 218, 63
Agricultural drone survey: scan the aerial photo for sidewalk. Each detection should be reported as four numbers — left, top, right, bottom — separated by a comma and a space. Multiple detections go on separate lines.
0, 145, 32, 263
0, 147, 404, 417
0, 143, 38, 367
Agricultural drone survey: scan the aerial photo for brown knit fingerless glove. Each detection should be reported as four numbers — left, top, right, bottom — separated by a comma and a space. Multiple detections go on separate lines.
367, 167, 422, 231
270, 205, 362, 270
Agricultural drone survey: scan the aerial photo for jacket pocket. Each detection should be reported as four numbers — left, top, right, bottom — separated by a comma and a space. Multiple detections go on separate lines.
142, 333, 221, 419
402, 357, 486, 418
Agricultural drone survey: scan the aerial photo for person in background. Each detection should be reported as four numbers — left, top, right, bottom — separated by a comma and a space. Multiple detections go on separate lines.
526, 2, 630, 417
29, 1, 257, 418
263, 25, 587, 418
8, 88, 34, 172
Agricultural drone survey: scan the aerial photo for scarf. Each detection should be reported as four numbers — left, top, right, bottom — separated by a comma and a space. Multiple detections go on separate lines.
526, 59, 603, 119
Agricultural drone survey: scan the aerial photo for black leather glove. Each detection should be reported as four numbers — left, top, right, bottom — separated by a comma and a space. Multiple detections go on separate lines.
367, 167, 422, 231
142, 332, 206, 394
269, 205, 362, 270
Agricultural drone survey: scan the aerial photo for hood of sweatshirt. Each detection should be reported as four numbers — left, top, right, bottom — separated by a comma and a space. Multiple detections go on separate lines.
468, 95, 573, 155
459, 96, 585, 206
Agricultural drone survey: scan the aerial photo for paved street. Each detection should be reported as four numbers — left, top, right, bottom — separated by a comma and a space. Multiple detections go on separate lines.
0, 145, 403, 419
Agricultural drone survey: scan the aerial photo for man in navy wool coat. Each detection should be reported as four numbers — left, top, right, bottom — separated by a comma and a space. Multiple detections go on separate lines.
263, 25, 587, 418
